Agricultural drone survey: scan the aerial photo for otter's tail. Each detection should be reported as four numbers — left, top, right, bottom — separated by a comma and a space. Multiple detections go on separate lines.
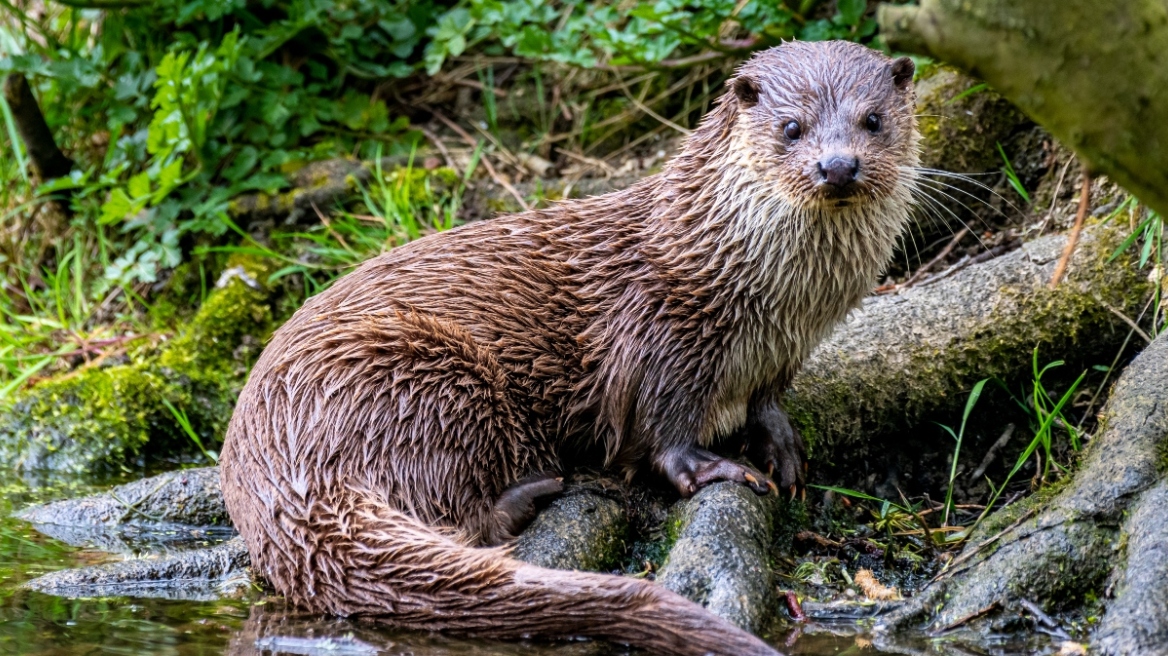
267, 491, 781, 656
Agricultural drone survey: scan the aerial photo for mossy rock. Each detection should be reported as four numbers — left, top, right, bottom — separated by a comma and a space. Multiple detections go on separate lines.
0, 256, 276, 473
915, 65, 1033, 174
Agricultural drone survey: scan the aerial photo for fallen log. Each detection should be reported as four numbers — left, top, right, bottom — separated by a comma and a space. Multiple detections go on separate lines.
657, 482, 778, 634
791, 223, 1153, 483
878, 0, 1168, 219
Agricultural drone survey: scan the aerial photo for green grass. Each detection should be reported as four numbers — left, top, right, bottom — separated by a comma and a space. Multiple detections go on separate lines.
997, 142, 1031, 204
204, 150, 479, 302
161, 398, 218, 464
1107, 199, 1165, 337
0, 220, 159, 400
937, 378, 988, 527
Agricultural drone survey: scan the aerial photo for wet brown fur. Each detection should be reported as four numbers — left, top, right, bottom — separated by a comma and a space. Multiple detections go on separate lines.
221, 41, 919, 656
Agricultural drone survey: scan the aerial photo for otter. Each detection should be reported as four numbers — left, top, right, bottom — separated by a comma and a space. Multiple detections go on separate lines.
220, 41, 919, 656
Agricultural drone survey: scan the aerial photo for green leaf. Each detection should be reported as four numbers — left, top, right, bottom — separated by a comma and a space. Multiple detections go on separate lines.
128, 171, 151, 199
837, 0, 866, 26
156, 158, 184, 195
222, 146, 258, 182
382, 18, 417, 41
963, 378, 989, 425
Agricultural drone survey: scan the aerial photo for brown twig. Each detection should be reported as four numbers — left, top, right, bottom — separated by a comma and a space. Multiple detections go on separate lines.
428, 109, 530, 212
880, 227, 969, 294
969, 423, 1015, 483
910, 237, 1022, 290
419, 126, 456, 170
1096, 297, 1153, 344
932, 507, 1038, 583
4, 74, 73, 185
1036, 156, 1074, 234
934, 601, 999, 634
794, 530, 842, 549
615, 74, 692, 135
431, 74, 508, 98
1050, 169, 1092, 288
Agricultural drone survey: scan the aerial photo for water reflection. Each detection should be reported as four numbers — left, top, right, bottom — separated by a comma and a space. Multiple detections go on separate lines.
0, 470, 1045, 656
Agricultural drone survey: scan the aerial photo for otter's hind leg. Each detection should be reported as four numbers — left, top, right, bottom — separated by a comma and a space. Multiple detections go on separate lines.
483, 473, 564, 545
384, 309, 563, 542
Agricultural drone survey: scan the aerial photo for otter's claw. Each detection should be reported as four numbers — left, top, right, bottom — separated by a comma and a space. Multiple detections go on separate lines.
655, 446, 773, 498
746, 400, 808, 495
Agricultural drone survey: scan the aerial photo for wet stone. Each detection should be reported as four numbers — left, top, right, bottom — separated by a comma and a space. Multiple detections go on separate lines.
513, 481, 627, 572
22, 535, 252, 601
16, 467, 229, 530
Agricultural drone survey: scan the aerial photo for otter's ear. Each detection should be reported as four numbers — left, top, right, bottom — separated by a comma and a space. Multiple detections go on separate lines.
732, 76, 760, 108
890, 57, 915, 90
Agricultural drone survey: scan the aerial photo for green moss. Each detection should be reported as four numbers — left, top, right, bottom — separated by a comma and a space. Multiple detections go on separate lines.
784, 402, 820, 459
0, 254, 277, 473
157, 254, 274, 372
971, 474, 1072, 543
913, 65, 1030, 172
770, 498, 811, 555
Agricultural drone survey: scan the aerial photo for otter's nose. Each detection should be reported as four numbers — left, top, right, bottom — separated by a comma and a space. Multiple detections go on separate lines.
818, 156, 859, 188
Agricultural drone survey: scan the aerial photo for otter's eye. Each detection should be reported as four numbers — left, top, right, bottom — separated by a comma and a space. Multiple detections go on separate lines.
865, 113, 882, 133
783, 120, 802, 140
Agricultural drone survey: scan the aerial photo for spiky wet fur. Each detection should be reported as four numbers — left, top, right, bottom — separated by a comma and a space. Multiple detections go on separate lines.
221, 41, 919, 656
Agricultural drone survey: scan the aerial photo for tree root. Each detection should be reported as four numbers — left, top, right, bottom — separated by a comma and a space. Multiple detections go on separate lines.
876, 332, 1168, 652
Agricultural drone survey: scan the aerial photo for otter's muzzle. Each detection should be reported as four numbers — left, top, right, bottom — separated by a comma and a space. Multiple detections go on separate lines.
818, 155, 859, 189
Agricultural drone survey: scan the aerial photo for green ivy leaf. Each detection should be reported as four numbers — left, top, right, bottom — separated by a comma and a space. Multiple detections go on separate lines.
127, 171, 151, 199
837, 0, 866, 26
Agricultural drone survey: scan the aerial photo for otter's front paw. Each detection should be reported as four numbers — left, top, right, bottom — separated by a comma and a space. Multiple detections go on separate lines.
747, 401, 807, 496
656, 446, 778, 498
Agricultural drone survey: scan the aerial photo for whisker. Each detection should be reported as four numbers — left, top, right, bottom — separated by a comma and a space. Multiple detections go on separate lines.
910, 186, 989, 251
914, 175, 1018, 228
908, 190, 956, 239
916, 178, 1002, 219
907, 167, 1025, 214
913, 193, 959, 236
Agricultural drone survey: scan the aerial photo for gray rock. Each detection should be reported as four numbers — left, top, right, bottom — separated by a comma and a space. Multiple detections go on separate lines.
17, 467, 229, 529
657, 482, 776, 633
1094, 479, 1168, 655
22, 535, 251, 601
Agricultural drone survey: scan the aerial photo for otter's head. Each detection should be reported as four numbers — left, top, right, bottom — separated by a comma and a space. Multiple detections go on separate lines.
714, 41, 919, 209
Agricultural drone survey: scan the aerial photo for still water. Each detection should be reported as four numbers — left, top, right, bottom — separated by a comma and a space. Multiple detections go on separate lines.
0, 471, 1043, 656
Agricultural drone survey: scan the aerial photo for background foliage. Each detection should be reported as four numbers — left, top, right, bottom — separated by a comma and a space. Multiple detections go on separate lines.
0, 0, 879, 395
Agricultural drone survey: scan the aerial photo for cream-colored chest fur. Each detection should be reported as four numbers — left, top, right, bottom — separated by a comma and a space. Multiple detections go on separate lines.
701, 195, 909, 443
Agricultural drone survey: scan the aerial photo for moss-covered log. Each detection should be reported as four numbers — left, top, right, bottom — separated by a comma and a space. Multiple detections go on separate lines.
876, 332, 1168, 653
878, 0, 1168, 218
790, 223, 1152, 480
0, 258, 276, 473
